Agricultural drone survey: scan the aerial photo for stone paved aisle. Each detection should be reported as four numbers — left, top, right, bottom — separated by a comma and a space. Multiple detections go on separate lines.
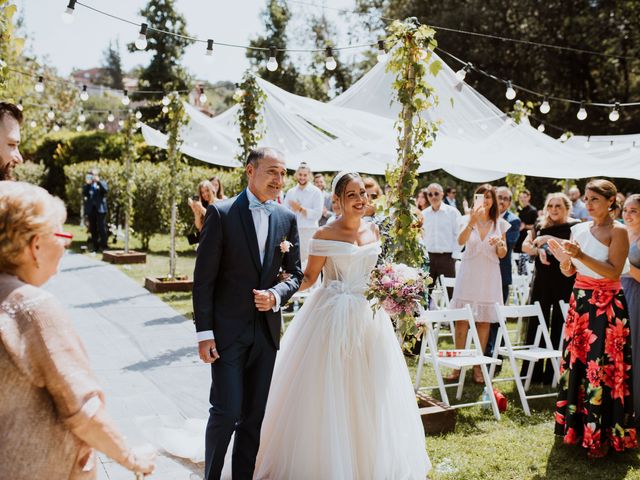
45, 252, 209, 480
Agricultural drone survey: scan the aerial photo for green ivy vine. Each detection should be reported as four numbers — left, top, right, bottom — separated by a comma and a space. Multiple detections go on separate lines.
385, 19, 441, 268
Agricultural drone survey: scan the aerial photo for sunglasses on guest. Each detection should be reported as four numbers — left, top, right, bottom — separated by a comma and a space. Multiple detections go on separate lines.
427, 192, 441, 197
54, 231, 74, 247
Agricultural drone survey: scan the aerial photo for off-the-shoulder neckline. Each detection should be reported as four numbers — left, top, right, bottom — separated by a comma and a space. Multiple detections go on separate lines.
311, 239, 381, 248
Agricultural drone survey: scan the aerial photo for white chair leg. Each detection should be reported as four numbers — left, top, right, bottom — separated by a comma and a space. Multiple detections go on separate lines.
455, 367, 467, 400
480, 363, 501, 421
510, 354, 531, 416
524, 359, 535, 391
550, 356, 562, 388
434, 361, 451, 406
414, 338, 426, 392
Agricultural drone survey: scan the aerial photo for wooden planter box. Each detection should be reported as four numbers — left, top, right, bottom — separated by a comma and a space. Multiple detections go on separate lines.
102, 250, 147, 264
144, 276, 193, 293
416, 392, 457, 435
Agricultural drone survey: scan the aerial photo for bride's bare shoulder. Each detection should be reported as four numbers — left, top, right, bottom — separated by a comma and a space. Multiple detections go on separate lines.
313, 224, 338, 241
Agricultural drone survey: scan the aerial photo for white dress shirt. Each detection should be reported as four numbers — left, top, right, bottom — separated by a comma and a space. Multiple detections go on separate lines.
284, 183, 324, 228
421, 203, 462, 258
196, 188, 281, 343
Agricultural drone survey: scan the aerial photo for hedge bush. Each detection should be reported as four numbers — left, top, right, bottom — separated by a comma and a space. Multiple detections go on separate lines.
64, 160, 245, 250
14, 161, 48, 186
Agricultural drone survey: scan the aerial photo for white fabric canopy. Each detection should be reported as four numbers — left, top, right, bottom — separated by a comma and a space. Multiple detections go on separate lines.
142, 52, 640, 181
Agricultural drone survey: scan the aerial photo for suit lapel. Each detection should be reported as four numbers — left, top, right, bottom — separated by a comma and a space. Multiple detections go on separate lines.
238, 190, 262, 272
262, 208, 279, 274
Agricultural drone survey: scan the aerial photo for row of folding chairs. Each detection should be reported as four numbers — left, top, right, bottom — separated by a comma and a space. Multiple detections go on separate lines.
414, 300, 566, 419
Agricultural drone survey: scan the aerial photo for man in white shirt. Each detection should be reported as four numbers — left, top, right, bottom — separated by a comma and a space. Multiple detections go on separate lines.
314, 173, 333, 226
285, 163, 324, 263
421, 183, 461, 292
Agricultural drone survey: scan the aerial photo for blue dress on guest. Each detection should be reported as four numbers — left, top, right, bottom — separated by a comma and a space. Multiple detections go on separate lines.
621, 240, 640, 423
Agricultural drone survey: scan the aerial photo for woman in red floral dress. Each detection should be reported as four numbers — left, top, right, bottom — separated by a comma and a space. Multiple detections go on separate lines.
549, 179, 636, 458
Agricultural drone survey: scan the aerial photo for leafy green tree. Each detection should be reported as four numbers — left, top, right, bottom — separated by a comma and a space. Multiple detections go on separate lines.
100, 40, 124, 90
247, 0, 300, 94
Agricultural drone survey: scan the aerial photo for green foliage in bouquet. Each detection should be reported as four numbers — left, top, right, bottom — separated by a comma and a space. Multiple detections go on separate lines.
384, 19, 441, 269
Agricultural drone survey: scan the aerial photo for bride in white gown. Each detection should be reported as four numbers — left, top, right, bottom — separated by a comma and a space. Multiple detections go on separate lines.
253, 171, 431, 479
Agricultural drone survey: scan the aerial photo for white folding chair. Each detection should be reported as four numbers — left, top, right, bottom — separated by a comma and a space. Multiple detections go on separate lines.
429, 275, 457, 340
491, 302, 562, 416
414, 305, 503, 420
438, 275, 456, 308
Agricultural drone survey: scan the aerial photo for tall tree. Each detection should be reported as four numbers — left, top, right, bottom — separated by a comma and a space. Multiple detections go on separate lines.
128, 0, 192, 99
247, 0, 300, 94
101, 40, 124, 90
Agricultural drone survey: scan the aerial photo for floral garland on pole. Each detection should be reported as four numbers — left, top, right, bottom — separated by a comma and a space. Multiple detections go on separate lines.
234, 71, 266, 181
506, 100, 532, 202
381, 19, 442, 342
121, 110, 136, 254
166, 93, 186, 279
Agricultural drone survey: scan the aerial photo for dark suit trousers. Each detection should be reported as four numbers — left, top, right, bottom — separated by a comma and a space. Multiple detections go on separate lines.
427, 252, 456, 298
205, 316, 277, 480
88, 211, 108, 251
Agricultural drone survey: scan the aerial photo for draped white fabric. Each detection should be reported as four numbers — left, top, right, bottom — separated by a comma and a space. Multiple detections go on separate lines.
141, 52, 640, 181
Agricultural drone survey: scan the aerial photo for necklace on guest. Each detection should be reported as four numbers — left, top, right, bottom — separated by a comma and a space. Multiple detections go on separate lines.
477, 218, 491, 228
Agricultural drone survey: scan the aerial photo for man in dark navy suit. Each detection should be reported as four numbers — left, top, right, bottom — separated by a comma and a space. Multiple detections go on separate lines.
193, 147, 302, 480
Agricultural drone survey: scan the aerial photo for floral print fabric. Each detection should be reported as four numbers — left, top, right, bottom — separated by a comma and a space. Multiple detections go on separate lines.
554, 286, 638, 453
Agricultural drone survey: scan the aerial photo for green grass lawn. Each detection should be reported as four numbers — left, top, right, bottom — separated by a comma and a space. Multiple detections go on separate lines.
65, 223, 640, 479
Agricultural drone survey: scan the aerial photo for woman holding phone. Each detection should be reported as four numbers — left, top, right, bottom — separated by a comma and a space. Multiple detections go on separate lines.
448, 184, 510, 383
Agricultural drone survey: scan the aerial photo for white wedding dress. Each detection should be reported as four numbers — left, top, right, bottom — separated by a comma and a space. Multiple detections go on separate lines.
253, 239, 431, 479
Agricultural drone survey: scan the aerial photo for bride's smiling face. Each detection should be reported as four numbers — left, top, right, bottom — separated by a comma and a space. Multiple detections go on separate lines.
337, 178, 368, 218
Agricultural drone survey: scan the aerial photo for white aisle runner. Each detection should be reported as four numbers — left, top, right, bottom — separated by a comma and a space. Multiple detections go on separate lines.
44, 252, 209, 480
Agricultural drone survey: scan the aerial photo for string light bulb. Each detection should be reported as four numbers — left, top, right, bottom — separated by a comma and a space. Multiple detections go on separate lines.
199, 87, 207, 103
135, 23, 148, 50
121, 90, 130, 106
576, 101, 587, 121
135, 110, 142, 119
80, 85, 89, 101
161, 96, 170, 106
455, 63, 471, 82
266, 45, 278, 72
118, 120, 125, 128
609, 103, 620, 122
34, 76, 45, 93
560, 133, 568, 142
107, 111, 115, 122
376, 40, 387, 62
537, 123, 545, 133
61, 0, 76, 24
162, 106, 169, 114
78, 110, 86, 122
325, 47, 337, 71
76, 125, 82, 132
47, 107, 55, 120
16, 99, 23, 111
539, 96, 550, 114
53, 124, 60, 132
205, 39, 214, 61
505, 81, 516, 100
98, 122, 105, 130
29, 120, 37, 128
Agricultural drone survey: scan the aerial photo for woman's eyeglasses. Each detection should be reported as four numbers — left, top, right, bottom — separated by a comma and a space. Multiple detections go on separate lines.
427, 192, 440, 197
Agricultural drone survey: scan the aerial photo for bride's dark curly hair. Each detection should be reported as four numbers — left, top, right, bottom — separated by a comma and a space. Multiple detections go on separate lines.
332, 172, 362, 201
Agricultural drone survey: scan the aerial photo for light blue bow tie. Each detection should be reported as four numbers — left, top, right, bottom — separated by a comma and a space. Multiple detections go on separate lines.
248, 196, 277, 216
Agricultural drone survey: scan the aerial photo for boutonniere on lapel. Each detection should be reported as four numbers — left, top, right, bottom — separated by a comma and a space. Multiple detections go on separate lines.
279, 237, 292, 255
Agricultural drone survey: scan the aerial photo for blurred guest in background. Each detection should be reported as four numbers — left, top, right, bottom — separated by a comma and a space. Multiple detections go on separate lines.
314, 173, 333, 226
208, 175, 227, 201
0, 181, 155, 479
416, 189, 429, 212
569, 186, 590, 222
444, 186, 458, 210
83, 169, 109, 253
515, 189, 537, 253
189, 180, 217, 233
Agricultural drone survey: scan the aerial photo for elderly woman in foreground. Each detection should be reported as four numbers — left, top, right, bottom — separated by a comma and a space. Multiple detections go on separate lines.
0, 182, 155, 479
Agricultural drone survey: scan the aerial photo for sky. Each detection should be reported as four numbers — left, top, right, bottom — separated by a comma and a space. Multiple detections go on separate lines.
16, 0, 370, 84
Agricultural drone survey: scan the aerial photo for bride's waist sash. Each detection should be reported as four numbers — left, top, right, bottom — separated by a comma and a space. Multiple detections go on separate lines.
322, 280, 368, 297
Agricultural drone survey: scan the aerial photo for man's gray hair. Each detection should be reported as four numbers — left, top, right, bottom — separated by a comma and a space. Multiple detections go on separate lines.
246, 147, 285, 166
427, 182, 443, 191
496, 186, 512, 199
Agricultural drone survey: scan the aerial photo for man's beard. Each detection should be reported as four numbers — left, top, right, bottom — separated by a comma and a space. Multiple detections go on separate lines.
0, 162, 15, 181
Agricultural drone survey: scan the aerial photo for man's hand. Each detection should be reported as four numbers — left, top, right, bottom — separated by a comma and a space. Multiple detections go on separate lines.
253, 289, 275, 311
198, 339, 219, 364
289, 200, 302, 212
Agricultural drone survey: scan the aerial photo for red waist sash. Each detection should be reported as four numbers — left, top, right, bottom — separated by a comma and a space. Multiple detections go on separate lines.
574, 274, 621, 292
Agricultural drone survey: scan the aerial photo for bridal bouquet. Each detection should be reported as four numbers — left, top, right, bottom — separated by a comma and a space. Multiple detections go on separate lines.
366, 263, 431, 341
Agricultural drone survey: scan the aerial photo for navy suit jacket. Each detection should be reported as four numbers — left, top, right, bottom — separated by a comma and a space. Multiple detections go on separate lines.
192, 189, 303, 351
500, 210, 521, 286
83, 180, 108, 214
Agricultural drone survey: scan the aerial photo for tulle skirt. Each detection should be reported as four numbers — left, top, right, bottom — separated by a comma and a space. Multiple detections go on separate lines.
254, 284, 431, 480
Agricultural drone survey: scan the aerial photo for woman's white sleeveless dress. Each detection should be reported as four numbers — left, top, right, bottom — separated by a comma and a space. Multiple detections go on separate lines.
253, 239, 431, 479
